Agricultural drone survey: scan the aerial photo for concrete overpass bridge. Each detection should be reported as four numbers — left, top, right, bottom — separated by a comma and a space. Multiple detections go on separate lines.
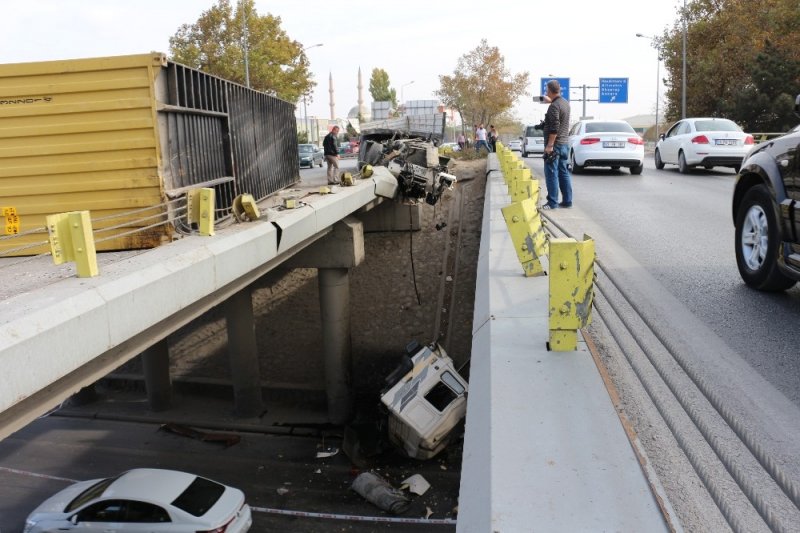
0, 155, 671, 531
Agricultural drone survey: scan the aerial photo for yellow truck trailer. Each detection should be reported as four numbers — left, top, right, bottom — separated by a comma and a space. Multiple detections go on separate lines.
0, 53, 299, 256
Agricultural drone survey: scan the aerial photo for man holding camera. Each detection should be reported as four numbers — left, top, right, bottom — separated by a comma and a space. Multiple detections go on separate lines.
541, 80, 572, 209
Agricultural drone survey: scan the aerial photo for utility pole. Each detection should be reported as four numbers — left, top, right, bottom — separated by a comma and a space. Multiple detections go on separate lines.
682, 0, 687, 118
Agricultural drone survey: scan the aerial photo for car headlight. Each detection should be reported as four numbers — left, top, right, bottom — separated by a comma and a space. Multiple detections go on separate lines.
23, 519, 37, 533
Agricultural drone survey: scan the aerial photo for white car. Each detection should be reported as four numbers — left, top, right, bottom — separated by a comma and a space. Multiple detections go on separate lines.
522, 124, 545, 156
508, 139, 523, 152
24, 469, 252, 533
567, 119, 645, 174
654, 117, 753, 173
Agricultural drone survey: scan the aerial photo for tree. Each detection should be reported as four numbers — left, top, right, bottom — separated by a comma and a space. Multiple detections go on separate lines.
436, 40, 529, 132
368, 68, 397, 107
659, 0, 800, 131
169, 0, 314, 102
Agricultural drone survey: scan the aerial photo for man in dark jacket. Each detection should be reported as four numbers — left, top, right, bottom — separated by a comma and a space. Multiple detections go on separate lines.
542, 80, 572, 209
323, 126, 341, 184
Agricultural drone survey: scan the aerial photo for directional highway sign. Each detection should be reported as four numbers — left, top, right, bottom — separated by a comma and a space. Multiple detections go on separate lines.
540, 77, 570, 101
599, 78, 628, 103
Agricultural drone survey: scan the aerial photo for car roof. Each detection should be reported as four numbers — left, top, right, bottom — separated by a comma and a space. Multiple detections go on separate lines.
579, 119, 628, 123
103, 469, 197, 503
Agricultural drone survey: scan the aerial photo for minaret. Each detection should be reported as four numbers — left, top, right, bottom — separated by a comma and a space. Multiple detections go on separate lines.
329, 71, 335, 120
357, 66, 364, 117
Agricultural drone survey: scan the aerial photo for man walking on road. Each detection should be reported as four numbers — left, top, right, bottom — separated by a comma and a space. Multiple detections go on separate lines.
323, 126, 341, 184
475, 124, 489, 154
542, 79, 572, 209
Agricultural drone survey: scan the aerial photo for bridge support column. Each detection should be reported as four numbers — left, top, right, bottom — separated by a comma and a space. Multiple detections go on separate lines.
319, 267, 352, 424
285, 216, 364, 424
141, 339, 171, 412
224, 287, 263, 417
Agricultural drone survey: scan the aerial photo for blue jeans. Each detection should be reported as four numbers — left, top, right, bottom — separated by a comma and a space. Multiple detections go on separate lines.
543, 143, 572, 207
475, 140, 490, 153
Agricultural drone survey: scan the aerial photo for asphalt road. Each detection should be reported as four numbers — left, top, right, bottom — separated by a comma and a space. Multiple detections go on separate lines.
0, 416, 459, 532
524, 153, 800, 407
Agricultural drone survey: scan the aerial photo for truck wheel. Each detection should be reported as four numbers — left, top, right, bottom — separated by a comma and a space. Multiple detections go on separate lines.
734, 184, 796, 291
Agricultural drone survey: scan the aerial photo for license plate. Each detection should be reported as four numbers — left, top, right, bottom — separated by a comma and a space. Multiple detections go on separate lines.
715, 139, 737, 146
603, 141, 625, 148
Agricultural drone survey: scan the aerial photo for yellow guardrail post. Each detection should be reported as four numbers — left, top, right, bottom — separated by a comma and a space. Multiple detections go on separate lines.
46, 210, 99, 278
2, 207, 20, 235
548, 234, 595, 351
501, 197, 548, 277
187, 187, 216, 236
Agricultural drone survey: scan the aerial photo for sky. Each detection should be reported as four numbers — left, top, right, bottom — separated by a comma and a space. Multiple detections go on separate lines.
0, 0, 684, 125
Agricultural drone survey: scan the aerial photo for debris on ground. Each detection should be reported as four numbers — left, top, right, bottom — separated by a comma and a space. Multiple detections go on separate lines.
351, 471, 411, 515
158, 423, 240, 447
401, 474, 431, 496
315, 446, 339, 458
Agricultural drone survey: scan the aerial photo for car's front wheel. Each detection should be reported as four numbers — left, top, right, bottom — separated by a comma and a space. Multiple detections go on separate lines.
734, 184, 796, 291
654, 148, 665, 169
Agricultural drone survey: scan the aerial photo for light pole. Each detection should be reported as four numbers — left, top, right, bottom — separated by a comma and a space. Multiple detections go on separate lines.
636, 33, 661, 141
301, 44, 323, 144
682, 0, 687, 119
401, 80, 415, 109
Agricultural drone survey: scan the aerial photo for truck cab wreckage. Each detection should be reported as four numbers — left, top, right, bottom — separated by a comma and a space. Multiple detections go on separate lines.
359, 133, 457, 206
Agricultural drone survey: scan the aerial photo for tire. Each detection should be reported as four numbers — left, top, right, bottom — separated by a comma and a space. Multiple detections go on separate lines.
678, 151, 691, 174
319, 161, 323, 168
570, 150, 583, 173
704, 165, 714, 170
733, 164, 741, 174
734, 184, 796, 291
630, 163, 643, 175
611, 166, 621, 171
654, 148, 665, 169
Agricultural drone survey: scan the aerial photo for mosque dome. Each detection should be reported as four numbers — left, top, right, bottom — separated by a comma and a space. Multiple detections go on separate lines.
347, 104, 371, 121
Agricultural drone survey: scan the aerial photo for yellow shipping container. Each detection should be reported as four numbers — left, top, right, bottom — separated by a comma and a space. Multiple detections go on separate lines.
0, 52, 301, 257
0, 53, 167, 255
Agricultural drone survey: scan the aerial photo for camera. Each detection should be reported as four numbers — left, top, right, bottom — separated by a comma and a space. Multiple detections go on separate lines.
543, 150, 558, 164
534, 95, 550, 103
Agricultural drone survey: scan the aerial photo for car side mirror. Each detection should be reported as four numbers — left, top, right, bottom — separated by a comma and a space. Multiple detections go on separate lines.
659, 133, 665, 140
795, 94, 800, 118
70, 514, 80, 525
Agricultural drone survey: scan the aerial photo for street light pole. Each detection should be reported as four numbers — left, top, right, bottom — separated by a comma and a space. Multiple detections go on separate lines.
682, 0, 687, 119
301, 43, 323, 144
636, 33, 661, 140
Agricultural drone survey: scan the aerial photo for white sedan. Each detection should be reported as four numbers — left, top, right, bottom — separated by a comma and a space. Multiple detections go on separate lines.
508, 139, 523, 152
24, 469, 252, 533
654, 117, 753, 173
567, 119, 645, 174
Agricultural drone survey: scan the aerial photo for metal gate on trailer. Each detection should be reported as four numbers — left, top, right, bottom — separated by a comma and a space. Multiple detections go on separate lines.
159, 62, 300, 215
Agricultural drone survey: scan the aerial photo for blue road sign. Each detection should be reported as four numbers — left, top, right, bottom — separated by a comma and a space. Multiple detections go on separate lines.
540, 77, 570, 101
599, 78, 628, 103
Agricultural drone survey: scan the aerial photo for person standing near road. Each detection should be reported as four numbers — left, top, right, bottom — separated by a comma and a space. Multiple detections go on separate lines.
457, 132, 465, 151
323, 126, 341, 185
475, 124, 489, 153
542, 80, 572, 209
489, 125, 498, 152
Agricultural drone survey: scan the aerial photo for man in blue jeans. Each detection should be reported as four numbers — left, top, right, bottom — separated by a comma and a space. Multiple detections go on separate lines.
542, 80, 572, 209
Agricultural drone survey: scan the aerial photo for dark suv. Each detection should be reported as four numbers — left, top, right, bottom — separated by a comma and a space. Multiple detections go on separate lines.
732, 94, 800, 291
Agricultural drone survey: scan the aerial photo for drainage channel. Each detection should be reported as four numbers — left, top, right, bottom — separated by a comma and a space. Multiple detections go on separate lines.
543, 214, 800, 533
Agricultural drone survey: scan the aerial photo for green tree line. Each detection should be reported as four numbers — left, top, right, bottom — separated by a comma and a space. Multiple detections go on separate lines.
660, 0, 800, 132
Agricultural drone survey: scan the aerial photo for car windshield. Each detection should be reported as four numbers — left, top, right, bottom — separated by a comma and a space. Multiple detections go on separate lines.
66, 475, 121, 512
694, 119, 741, 132
585, 122, 635, 133
298, 145, 313, 153
525, 127, 543, 137
171, 476, 225, 517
